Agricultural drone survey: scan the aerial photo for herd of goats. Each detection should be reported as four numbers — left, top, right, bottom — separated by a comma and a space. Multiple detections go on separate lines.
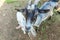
15, 0, 60, 38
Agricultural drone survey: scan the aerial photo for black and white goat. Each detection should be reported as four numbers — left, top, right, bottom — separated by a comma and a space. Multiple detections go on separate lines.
16, 0, 40, 37
34, 0, 59, 27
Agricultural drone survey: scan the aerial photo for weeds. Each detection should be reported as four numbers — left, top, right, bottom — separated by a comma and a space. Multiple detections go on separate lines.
5, 0, 17, 3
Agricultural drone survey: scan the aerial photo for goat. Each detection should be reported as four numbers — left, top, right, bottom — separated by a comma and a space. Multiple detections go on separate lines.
16, 0, 40, 37
34, 0, 59, 27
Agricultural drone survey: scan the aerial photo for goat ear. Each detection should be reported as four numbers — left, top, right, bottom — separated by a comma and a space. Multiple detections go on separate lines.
15, 8, 25, 12
15, 8, 20, 11
37, 9, 50, 13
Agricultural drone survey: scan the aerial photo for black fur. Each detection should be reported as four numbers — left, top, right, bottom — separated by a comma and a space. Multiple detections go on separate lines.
37, 8, 50, 13
49, 0, 59, 2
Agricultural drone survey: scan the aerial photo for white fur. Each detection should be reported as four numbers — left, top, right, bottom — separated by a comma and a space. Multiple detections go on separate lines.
16, 12, 26, 34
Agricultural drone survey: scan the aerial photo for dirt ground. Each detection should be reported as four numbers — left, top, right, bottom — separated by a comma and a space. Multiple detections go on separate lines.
0, 0, 60, 40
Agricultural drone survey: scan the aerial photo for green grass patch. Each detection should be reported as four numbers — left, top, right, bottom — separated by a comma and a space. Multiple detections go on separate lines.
41, 26, 46, 33
5, 0, 17, 3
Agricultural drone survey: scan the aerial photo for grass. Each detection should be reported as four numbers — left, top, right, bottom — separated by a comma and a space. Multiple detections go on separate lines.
5, 0, 17, 3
